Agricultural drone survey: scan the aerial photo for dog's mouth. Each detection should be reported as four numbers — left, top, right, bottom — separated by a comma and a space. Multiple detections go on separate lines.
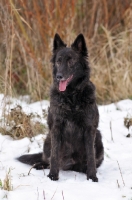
59, 75, 73, 92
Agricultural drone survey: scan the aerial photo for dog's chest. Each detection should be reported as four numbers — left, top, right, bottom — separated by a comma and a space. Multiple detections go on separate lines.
50, 90, 94, 126
57, 93, 87, 115
59, 103, 85, 125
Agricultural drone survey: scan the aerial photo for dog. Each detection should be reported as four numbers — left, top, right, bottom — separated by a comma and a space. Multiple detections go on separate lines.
17, 33, 104, 182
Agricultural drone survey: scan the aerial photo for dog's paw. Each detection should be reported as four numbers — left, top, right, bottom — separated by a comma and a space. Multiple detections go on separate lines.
47, 173, 59, 181
90, 176, 98, 182
35, 165, 44, 170
87, 175, 98, 182
33, 162, 46, 170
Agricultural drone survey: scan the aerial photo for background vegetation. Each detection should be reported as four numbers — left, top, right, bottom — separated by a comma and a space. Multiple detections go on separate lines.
0, 0, 132, 104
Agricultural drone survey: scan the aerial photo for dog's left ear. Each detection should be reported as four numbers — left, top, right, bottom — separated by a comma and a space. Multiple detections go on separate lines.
53, 33, 66, 52
71, 34, 88, 56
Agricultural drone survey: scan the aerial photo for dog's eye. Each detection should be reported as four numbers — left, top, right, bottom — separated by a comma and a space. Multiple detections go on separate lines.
68, 59, 74, 67
56, 57, 62, 66
56, 60, 61, 66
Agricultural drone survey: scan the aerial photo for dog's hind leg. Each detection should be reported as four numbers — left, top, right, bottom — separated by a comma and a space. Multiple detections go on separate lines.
95, 130, 104, 168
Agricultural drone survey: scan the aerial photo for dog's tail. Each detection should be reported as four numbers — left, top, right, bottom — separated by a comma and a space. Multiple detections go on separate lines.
17, 153, 49, 169
17, 153, 43, 165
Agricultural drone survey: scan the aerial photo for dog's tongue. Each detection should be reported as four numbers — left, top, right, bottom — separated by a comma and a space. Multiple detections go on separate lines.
59, 75, 73, 92
59, 80, 68, 91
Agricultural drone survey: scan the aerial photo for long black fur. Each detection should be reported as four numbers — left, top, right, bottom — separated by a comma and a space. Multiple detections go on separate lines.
17, 33, 104, 182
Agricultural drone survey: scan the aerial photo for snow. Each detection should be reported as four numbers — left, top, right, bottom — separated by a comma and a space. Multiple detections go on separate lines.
0, 95, 132, 200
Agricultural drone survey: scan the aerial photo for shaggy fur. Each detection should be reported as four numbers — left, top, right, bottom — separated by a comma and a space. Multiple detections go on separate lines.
17, 33, 104, 182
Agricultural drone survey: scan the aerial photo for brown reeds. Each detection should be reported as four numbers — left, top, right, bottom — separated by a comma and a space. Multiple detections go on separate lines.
0, 0, 131, 103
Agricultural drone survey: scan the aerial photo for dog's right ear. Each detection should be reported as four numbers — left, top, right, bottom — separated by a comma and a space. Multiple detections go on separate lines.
53, 33, 66, 52
71, 34, 88, 57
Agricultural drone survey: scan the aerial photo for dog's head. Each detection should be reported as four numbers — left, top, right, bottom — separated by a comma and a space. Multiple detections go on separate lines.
51, 34, 90, 92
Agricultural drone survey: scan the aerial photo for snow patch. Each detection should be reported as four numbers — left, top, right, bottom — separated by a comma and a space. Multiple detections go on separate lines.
0, 96, 132, 200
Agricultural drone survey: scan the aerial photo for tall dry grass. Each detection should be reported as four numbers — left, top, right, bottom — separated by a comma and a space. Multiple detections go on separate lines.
90, 25, 132, 103
0, 0, 131, 104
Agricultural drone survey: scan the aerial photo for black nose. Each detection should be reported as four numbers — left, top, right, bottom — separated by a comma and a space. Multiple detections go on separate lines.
56, 73, 63, 81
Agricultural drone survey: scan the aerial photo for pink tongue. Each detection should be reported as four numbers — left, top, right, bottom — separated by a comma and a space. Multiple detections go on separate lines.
59, 80, 68, 91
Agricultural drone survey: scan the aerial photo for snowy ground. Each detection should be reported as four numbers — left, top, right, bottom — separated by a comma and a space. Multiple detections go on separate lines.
0, 94, 132, 200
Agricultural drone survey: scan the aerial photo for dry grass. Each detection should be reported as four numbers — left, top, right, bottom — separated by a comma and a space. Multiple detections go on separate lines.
90, 26, 132, 103
0, 0, 131, 104
0, 168, 13, 191
124, 116, 132, 130
0, 105, 48, 139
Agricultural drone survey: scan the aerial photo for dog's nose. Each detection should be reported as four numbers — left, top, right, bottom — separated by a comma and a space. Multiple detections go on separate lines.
56, 73, 63, 81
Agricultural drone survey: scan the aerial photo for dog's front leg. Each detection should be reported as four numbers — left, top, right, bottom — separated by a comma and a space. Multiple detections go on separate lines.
48, 123, 61, 181
84, 126, 98, 182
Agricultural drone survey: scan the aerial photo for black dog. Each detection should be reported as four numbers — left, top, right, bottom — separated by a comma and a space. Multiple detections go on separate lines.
18, 34, 104, 182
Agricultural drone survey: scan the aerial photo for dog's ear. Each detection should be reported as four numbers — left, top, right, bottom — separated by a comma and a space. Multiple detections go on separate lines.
71, 34, 88, 56
53, 33, 66, 52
